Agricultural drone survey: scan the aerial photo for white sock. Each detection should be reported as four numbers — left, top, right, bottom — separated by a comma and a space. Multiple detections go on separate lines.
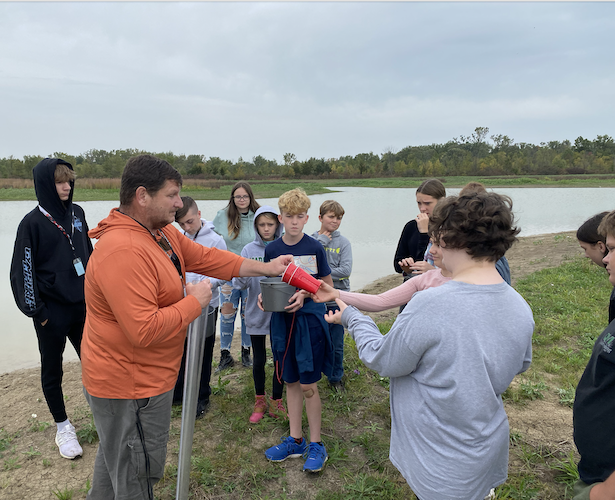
56, 419, 70, 431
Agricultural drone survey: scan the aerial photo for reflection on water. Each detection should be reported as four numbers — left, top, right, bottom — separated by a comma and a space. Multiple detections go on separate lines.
3, 186, 615, 372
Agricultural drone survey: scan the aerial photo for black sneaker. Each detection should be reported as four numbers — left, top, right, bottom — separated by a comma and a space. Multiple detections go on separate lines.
196, 399, 210, 419
214, 350, 235, 373
241, 347, 253, 368
329, 380, 345, 392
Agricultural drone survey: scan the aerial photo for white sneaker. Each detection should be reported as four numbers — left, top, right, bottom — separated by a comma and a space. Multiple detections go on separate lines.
55, 423, 83, 459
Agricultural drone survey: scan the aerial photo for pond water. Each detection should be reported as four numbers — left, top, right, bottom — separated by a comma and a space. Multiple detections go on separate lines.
2, 186, 615, 373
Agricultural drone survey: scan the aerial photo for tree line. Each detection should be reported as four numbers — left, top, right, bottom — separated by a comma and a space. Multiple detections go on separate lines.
1, 128, 614, 180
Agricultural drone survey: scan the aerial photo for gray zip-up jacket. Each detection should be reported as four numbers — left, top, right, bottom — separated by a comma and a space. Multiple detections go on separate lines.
232, 206, 284, 335
311, 230, 352, 291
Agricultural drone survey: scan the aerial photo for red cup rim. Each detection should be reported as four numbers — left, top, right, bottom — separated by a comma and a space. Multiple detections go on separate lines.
282, 262, 297, 281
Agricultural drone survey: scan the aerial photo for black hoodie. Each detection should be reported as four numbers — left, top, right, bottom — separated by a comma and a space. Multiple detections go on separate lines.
10, 158, 93, 323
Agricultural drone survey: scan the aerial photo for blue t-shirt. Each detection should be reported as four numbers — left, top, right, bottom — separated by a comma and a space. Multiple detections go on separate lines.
264, 234, 332, 279
266, 234, 334, 378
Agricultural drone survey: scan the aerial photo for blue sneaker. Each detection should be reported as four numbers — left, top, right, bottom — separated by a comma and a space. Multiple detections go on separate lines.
265, 436, 307, 462
303, 442, 328, 472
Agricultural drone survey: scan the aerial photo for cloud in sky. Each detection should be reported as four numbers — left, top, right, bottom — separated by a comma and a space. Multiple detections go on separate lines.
0, 2, 613, 162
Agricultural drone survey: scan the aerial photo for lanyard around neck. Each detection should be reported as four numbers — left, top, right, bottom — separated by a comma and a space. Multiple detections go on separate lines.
117, 209, 184, 284
185, 221, 204, 241
38, 205, 76, 252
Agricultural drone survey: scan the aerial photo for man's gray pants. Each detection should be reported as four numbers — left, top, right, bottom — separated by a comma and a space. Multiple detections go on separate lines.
84, 387, 174, 500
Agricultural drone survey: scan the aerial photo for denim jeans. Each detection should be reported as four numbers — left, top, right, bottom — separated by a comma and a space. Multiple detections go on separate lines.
326, 304, 345, 383
219, 283, 251, 351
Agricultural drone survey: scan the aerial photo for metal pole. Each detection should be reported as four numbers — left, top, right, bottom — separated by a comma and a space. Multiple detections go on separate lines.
176, 307, 209, 500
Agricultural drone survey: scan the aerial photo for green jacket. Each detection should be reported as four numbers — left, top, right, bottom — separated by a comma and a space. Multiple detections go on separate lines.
212, 208, 255, 255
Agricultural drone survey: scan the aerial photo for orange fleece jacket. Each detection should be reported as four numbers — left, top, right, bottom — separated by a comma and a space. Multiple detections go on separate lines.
81, 209, 244, 399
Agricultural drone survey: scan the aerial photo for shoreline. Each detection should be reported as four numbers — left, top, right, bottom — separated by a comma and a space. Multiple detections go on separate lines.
1, 230, 583, 377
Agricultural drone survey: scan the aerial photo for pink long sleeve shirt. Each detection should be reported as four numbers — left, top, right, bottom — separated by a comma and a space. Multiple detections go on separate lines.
339, 269, 451, 312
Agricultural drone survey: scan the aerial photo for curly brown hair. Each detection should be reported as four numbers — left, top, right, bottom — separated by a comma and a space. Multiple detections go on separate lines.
429, 192, 519, 262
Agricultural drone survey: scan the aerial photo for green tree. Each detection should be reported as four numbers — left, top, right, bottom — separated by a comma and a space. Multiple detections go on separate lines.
574, 136, 593, 153
594, 135, 615, 156
52, 152, 77, 169
381, 147, 396, 174
23, 155, 44, 176
456, 127, 490, 174
490, 134, 514, 153
283, 153, 296, 166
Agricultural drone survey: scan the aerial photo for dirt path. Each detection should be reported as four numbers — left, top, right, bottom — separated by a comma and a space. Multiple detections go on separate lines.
0, 231, 584, 499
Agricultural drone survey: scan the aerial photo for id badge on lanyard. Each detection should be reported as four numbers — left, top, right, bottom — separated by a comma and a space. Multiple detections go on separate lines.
39, 205, 84, 277
73, 258, 85, 276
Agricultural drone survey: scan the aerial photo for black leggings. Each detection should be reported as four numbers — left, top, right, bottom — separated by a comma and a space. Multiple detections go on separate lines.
34, 302, 85, 423
251, 335, 284, 400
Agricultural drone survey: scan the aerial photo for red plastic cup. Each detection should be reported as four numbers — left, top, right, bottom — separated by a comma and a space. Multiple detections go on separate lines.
281, 262, 321, 294
281, 261, 298, 283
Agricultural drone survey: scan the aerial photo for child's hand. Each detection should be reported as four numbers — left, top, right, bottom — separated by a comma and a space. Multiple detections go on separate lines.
318, 229, 332, 238
285, 289, 307, 313
257, 293, 265, 312
324, 298, 347, 325
398, 257, 415, 275
311, 280, 340, 303
410, 261, 435, 275
416, 213, 429, 233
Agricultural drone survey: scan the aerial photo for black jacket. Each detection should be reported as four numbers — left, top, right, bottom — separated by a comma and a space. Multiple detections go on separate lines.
573, 318, 615, 484
393, 219, 430, 275
10, 158, 93, 323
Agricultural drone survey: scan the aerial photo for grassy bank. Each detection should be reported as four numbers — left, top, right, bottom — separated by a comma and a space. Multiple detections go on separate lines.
0, 256, 610, 499
2, 174, 615, 201
158, 257, 610, 499
496, 257, 610, 499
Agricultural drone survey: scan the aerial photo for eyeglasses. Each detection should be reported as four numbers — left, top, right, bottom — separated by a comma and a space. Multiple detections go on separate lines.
234, 195, 250, 201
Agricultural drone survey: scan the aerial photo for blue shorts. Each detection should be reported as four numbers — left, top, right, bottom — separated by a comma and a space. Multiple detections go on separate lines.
273, 315, 326, 385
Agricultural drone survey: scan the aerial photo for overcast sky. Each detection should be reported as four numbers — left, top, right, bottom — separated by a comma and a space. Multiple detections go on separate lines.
1, 2, 614, 163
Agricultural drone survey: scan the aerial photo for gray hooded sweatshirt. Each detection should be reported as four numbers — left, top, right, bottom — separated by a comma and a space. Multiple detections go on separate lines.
311, 229, 352, 291
232, 206, 284, 336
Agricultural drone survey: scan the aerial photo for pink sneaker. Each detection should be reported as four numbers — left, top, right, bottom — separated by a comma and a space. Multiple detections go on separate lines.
268, 397, 287, 420
249, 395, 267, 423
